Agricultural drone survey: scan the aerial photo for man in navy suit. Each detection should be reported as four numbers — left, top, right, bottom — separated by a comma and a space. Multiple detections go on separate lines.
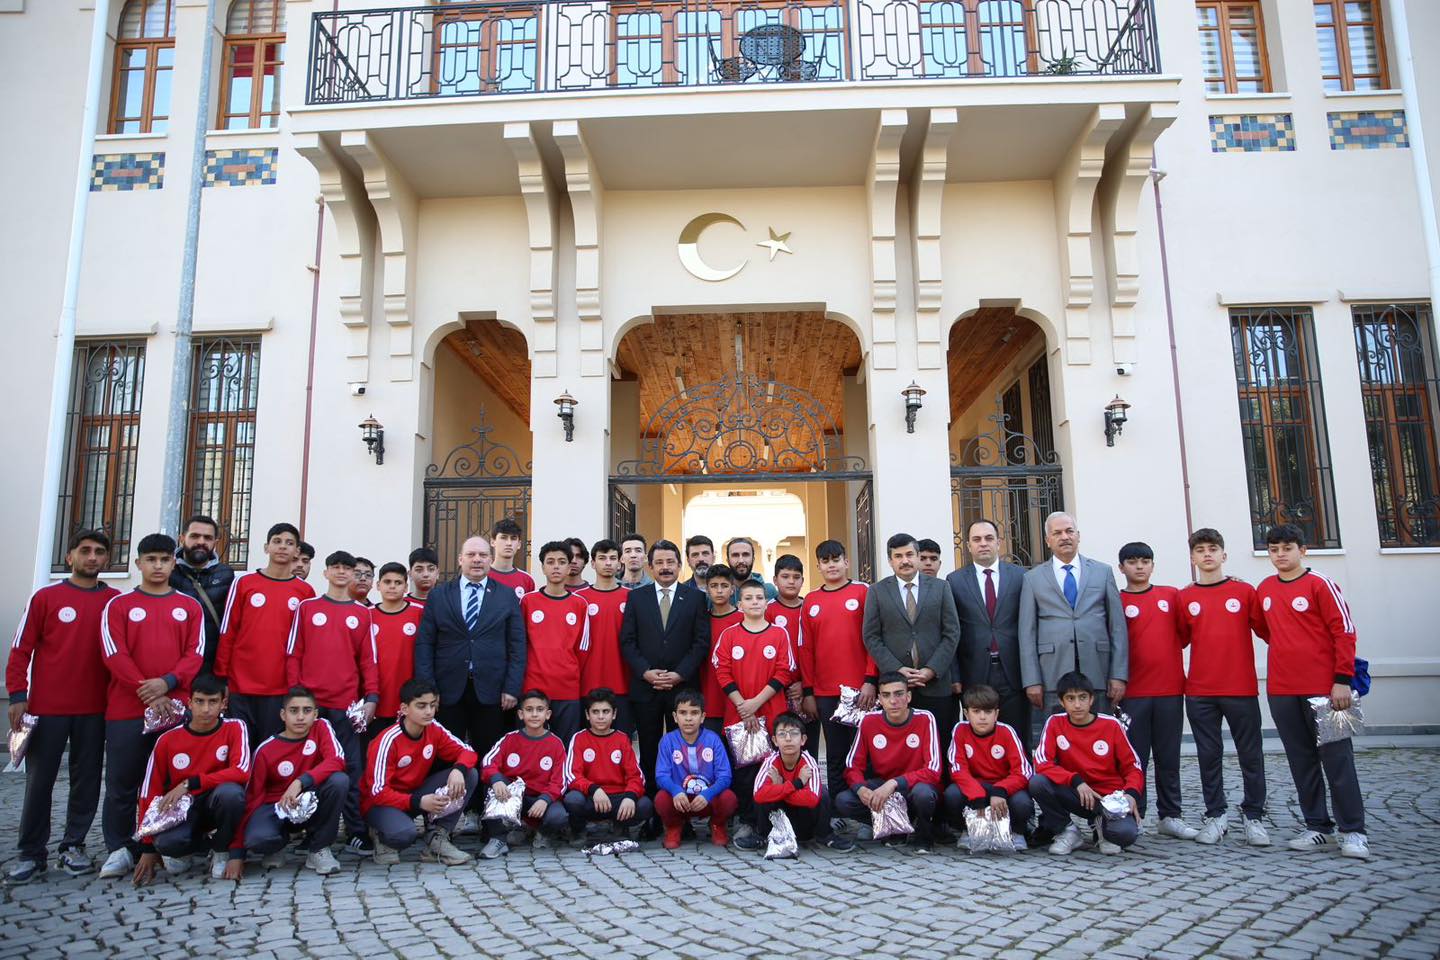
946, 519, 1031, 749
619, 539, 710, 814
414, 535, 525, 763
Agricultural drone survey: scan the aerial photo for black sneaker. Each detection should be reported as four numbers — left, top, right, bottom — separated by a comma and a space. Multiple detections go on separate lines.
822, 834, 855, 852
733, 833, 764, 851
910, 839, 933, 855
637, 819, 661, 842
343, 836, 374, 858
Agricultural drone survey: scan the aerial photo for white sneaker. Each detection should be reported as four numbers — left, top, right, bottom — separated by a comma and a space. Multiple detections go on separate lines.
208, 853, 228, 880
1157, 817, 1199, 840
1243, 818, 1271, 847
1048, 824, 1085, 856
98, 848, 134, 879
455, 812, 480, 837
1011, 835, 1028, 852
480, 838, 509, 860
1287, 830, 1338, 852
1338, 832, 1370, 859
1091, 825, 1122, 855
161, 855, 192, 875
1195, 812, 1229, 845
305, 848, 341, 875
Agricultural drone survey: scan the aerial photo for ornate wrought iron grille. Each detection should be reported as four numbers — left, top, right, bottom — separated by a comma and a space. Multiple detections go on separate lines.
950, 399, 1063, 567
54, 340, 147, 572
609, 485, 637, 544
1230, 306, 1341, 549
854, 477, 874, 581
423, 411, 532, 579
183, 338, 261, 567
1353, 302, 1440, 547
305, 0, 1159, 103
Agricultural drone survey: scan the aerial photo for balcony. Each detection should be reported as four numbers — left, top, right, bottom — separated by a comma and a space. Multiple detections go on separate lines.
306, 0, 1160, 105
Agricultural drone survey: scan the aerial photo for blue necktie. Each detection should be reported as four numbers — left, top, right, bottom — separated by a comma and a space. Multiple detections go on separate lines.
1062, 564, 1078, 609
465, 581, 481, 632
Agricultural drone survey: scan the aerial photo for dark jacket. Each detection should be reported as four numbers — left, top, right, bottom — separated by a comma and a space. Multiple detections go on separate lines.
170, 555, 235, 670
946, 561, 1026, 691
414, 576, 526, 706
619, 581, 710, 702
861, 574, 961, 699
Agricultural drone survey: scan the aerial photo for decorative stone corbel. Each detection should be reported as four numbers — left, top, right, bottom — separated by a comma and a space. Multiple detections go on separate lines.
553, 120, 605, 380
867, 109, 907, 371
504, 122, 558, 378
911, 108, 958, 371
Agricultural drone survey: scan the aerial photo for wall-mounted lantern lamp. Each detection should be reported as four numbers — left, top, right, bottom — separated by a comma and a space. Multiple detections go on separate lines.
555, 389, 578, 442
902, 382, 926, 434
1104, 395, 1131, 447
359, 415, 385, 464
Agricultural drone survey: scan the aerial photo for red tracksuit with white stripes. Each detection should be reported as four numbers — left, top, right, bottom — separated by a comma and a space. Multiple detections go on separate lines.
361, 720, 478, 815
284, 596, 378, 710
215, 572, 315, 695
482, 729, 567, 804
701, 609, 743, 721
574, 586, 630, 696
521, 591, 591, 702
371, 601, 423, 719
843, 709, 941, 789
947, 720, 1032, 800
101, 590, 206, 721
712, 621, 796, 727
137, 718, 251, 854
1033, 713, 1143, 796
237, 718, 347, 854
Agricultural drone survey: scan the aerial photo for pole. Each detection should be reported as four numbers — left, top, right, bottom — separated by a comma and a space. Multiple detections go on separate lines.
1389, 0, 1440, 310
33, 0, 113, 590
159, 0, 223, 537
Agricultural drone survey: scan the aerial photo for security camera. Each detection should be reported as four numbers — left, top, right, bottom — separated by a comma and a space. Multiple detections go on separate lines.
1116, 364, 1133, 377
349, 383, 366, 396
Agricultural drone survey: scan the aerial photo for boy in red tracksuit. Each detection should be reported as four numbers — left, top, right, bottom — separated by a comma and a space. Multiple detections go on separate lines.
575, 539, 632, 733
6, 528, 119, 884
700, 565, 742, 732
369, 562, 423, 743
942, 684, 1033, 849
97, 532, 206, 880
747, 711, 852, 852
521, 541, 593, 743
131, 675, 250, 885
766, 554, 808, 733
362, 677, 479, 865
798, 540, 876, 799
1258, 524, 1369, 859
833, 673, 942, 852
214, 522, 313, 748
562, 688, 653, 836
1177, 528, 1270, 847
235, 685, 348, 878
478, 691, 570, 859
285, 550, 378, 852
1117, 541, 1195, 840
1030, 671, 1144, 856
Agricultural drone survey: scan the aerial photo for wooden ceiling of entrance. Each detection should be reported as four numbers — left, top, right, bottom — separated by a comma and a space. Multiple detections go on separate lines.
615, 312, 863, 433
947, 309, 1043, 421
443, 320, 532, 423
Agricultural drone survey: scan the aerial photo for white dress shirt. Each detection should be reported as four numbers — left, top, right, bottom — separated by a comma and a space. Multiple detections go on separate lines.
973, 560, 1001, 595
896, 574, 921, 607
1051, 555, 1081, 594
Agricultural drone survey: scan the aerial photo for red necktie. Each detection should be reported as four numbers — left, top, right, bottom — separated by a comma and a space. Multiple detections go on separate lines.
985, 569, 999, 654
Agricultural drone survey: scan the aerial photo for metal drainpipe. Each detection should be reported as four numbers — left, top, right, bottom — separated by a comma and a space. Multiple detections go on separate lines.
1151, 155, 1196, 546
32, 0, 113, 590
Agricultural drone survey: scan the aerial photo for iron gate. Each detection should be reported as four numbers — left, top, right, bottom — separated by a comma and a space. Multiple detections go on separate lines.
423, 411, 531, 579
950, 403, 1064, 567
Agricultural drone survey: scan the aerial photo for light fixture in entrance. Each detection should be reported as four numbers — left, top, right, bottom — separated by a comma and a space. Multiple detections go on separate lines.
1104, 394, 1131, 447
902, 381, 926, 434
555, 389, 578, 442
358, 415, 385, 465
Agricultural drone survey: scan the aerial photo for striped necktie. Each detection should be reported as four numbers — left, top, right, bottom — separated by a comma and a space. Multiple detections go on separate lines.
465, 581, 482, 631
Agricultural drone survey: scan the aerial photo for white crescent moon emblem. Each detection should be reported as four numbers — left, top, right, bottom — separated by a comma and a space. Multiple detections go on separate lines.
678, 212, 747, 282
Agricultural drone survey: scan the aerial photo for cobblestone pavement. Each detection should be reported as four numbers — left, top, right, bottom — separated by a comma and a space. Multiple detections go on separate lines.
2, 746, 1438, 960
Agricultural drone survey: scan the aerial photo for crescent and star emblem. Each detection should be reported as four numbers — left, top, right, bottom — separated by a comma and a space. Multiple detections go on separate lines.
677, 213, 793, 282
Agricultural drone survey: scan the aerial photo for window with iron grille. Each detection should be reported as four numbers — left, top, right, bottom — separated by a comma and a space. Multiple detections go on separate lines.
1195, 0, 1271, 94
1352, 303, 1440, 548
55, 341, 147, 572
1314, 0, 1388, 92
183, 338, 262, 567
1230, 307, 1341, 549
220, 0, 285, 129
1027, 355, 1055, 460
110, 0, 175, 134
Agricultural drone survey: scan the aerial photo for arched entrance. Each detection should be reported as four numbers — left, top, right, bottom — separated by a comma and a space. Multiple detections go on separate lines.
947, 308, 1063, 568
609, 311, 874, 579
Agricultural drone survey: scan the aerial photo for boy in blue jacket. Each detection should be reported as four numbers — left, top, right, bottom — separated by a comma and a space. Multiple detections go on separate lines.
654, 690, 736, 848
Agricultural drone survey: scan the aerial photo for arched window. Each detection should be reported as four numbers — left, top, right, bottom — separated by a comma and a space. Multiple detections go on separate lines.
110, 0, 175, 134
220, 0, 285, 129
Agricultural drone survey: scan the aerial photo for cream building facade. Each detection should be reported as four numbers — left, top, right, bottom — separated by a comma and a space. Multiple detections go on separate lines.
2, 0, 1437, 726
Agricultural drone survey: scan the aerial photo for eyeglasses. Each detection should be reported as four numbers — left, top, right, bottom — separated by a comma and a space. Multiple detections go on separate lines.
773, 729, 804, 740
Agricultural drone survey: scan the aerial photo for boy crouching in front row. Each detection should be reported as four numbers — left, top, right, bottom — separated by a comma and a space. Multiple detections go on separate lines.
361, 678, 478, 866
741, 711, 854, 852
943, 684, 1033, 852
562, 688, 653, 838
1030, 671, 1143, 856
479, 690, 571, 859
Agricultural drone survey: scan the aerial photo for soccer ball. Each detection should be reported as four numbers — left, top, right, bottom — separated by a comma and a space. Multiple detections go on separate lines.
682, 774, 710, 796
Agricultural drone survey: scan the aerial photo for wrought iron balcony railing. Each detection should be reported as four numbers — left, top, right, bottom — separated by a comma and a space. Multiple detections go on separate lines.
306, 0, 1159, 105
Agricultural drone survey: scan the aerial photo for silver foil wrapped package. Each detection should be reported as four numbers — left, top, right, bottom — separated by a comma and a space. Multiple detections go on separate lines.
429, 783, 469, 823
134, 792, 193, 840
724, 719, 770, 767
1310, 696, 1365, 745
963, 805, 1014, 854
482, 777, 525, 827
830, 685, 870, 727
583, 839, 640, 856
1111, 705, 1133, 731
871, 793, 913, 840
142, 698, 186, 735
4, 713, 37, 773
1100, 790, 1132, 820
764, 810, 799, 860
345, 699, 369, 733
275, 791, 318, 825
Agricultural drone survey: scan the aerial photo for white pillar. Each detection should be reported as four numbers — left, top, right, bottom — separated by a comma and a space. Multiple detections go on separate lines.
865, 364, 953, 575
530, 373, 610, 553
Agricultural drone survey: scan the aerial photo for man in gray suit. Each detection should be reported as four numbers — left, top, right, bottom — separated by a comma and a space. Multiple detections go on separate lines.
1018, 512, 1128, 727
863, 533, 961, 758
946, 518, 1031, 748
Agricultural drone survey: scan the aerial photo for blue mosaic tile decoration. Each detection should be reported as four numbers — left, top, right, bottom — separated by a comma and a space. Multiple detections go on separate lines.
203, 148, 278, 187
90, 153, 164, 191
1209, 114, 1296, 153
1328, 110, 1409, 150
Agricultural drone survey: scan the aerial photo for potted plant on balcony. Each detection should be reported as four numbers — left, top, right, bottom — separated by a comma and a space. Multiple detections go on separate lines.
1044, 54, 1078, 75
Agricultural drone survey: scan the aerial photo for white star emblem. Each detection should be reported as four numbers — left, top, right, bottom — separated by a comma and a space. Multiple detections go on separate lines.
756, 227, 793, 261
